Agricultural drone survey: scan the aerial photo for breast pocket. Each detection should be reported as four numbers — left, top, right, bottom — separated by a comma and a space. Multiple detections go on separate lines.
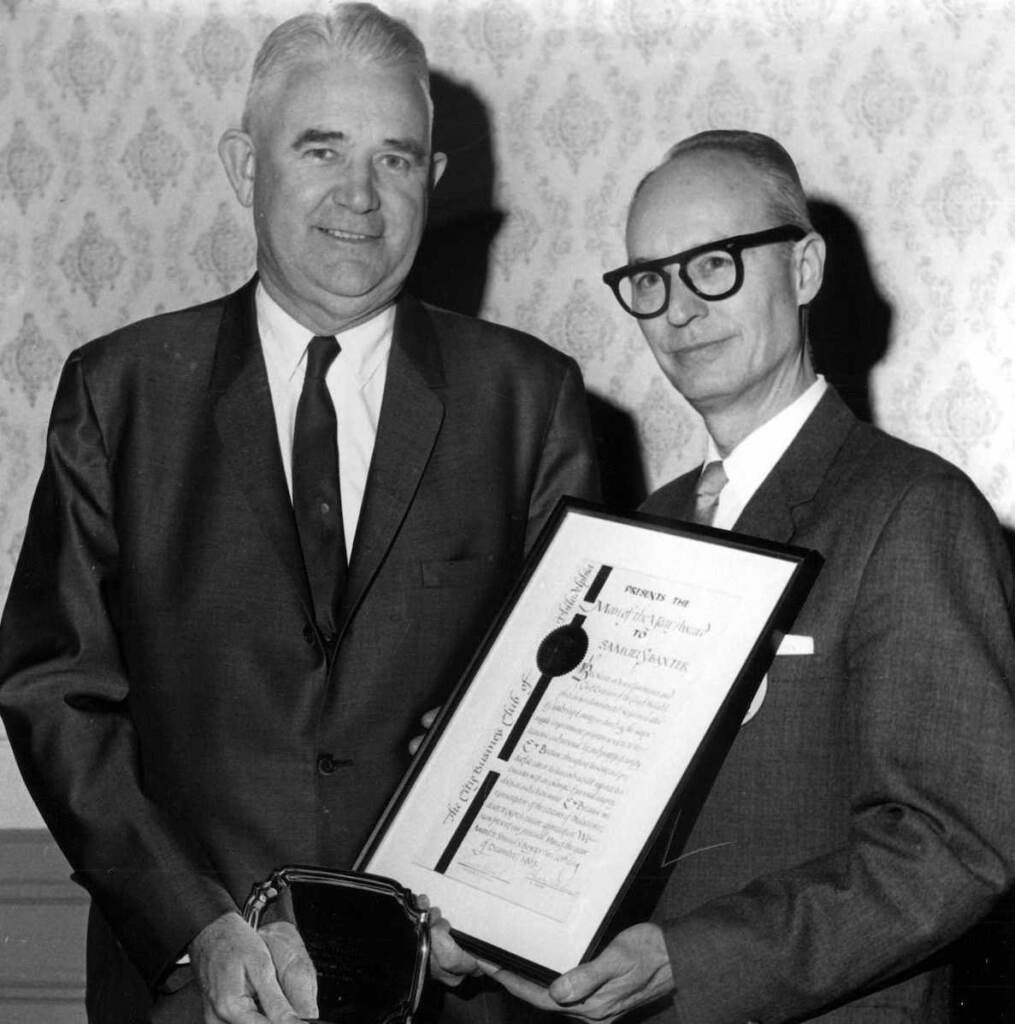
410, 555, 512, 704
420, 555, 501, 588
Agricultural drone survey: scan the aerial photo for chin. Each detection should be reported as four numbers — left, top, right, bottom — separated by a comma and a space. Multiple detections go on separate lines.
317, 267, 381, 295
669, 370, 735, 406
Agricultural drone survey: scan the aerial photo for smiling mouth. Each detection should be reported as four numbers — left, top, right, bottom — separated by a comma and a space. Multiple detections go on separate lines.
676, 335, 729, 356
318, 227, 377, 242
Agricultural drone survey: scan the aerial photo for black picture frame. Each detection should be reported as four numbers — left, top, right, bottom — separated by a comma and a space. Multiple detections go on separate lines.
357, 498, 821, 983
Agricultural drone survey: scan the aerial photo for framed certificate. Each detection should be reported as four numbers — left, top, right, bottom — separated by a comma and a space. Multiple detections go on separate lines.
356, 499, 820, 983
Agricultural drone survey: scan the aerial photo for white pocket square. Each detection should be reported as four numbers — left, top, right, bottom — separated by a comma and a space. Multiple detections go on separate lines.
743, 636, 815, 725
776, 633, 813, 655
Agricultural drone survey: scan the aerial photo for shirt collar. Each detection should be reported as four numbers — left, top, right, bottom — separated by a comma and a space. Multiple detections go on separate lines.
705, 376, 828, 499
256, 282, 395, 386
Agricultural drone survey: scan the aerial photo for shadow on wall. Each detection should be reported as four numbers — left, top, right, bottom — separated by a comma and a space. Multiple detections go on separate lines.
408, 70, 502, 317
806, 199, 892, 426
586, 393, 649, 511
809, 199, 1015, 563
412, 70, 648, 512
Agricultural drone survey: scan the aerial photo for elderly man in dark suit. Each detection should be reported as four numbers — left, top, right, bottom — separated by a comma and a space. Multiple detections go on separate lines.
0, 5, 597, 1023
432, 130, 1015, 1024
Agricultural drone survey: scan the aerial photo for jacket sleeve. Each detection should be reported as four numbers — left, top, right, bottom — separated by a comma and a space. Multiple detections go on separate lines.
0, 354, 237, 988
662, 471, 1015, 1023
524, 356, 601, 553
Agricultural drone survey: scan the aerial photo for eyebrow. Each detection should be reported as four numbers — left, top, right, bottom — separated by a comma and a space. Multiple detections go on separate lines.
291, 128, 428, 163
291, 128, 345, 150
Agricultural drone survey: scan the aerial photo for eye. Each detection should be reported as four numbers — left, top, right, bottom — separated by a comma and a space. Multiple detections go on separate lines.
304, 147, 337, 162
630, 270, 664, 295
377, 152, 414, 173
691, 252, 734, 280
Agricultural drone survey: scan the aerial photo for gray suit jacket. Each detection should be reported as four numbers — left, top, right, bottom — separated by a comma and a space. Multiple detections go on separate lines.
0, 279, 600, 1022
631, 387, 1015, 1023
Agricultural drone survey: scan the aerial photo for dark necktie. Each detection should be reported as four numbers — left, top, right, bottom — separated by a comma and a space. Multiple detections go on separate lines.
691, 460, 728, 526
292, 335, 346, 639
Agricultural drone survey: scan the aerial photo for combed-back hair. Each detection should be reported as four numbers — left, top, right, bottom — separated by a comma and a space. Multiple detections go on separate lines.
242, 3, 431, 133
637, 129, 813, 232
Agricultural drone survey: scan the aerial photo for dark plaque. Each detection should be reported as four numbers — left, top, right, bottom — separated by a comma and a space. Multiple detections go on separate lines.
243, 866, 429, 1023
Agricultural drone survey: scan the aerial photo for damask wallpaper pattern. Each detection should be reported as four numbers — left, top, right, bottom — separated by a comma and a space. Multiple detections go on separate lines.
0, 0, 1014, 824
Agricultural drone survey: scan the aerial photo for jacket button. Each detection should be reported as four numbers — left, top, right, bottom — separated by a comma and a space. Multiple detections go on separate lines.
302, 624, 315, 645
316, 753, 337, 775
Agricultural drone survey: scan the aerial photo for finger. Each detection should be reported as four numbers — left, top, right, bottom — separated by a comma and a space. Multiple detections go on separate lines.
421, 706, 440, 727
486, 966, 561, 1012
198, 962, 269, 1024
245, 959, 302, 1024
549, 960, 613, 1005
428, 917, 467, 984
260, 922, 319, 1019
201, 991, 267, 1024
408, 733, 424, 755
427, 912, 480, 986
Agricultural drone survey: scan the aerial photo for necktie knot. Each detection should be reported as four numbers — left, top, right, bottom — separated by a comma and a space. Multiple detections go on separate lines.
305, 335, 339, 380
696, 460, 727, 499
692, 460, 727, 525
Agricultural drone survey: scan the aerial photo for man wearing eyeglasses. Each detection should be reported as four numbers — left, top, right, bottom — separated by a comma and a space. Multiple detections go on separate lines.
433, 130, 1015, 1023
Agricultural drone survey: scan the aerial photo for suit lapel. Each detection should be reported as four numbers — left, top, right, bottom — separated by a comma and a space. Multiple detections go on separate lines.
641, 471, 698, 522
336, 295, 445, 639
210, 278, 313, 614
734, 387, 856, 543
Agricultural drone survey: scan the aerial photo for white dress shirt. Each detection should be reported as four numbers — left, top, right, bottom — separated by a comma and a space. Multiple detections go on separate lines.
706, 376, 827, 530
256, 283, 393, 555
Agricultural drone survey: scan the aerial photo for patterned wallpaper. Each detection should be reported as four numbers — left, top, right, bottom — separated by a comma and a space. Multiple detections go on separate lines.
1, 0, 1014, 824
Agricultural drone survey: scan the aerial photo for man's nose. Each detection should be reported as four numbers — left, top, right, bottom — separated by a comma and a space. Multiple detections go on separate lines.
330, 161, 378, 213
665, 276, 707, 327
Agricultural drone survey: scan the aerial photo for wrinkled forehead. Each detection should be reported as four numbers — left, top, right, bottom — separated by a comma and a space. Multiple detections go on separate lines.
626, 153, 772, 256
253, 55, 433, 146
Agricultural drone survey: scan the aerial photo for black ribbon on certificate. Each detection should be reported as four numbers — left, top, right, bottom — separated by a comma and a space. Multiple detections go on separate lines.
583, 563, 613, 604
499, 618, 588, 761
433, 564, 614, 875
500, 563, 611, 760
434, 770, 501, 874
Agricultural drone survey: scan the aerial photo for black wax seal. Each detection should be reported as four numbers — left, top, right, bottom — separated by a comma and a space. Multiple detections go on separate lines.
536, 622, 589, 677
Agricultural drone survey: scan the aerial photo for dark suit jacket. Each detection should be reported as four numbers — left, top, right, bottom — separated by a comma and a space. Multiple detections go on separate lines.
627, 387, 1015, 1023
0, 279, 599, 1022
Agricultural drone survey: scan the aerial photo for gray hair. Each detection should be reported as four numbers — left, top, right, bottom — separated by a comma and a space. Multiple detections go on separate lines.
242, 3, 431, 133
636, 129, 813, 232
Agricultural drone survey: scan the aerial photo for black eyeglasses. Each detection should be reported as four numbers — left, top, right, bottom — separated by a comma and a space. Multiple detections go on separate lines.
602, 225, 806, 319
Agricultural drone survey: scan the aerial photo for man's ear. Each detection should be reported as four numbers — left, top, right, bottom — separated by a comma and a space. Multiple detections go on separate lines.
430, 151, 448, 191
218, 129, 257, 208
794, 231, 826, 306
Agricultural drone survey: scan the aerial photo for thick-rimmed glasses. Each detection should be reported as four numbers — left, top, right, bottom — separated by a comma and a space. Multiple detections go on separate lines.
602, 225, 806, 319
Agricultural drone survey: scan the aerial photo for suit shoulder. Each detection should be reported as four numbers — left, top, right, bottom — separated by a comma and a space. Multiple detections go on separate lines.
421, 302, 579, 375
793, 417, 1007, 562
70, 292, 228, 375
840, 418, 982, 498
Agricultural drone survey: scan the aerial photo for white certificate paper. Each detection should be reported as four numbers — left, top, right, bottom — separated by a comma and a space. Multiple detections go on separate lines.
358, 502, 819, 980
